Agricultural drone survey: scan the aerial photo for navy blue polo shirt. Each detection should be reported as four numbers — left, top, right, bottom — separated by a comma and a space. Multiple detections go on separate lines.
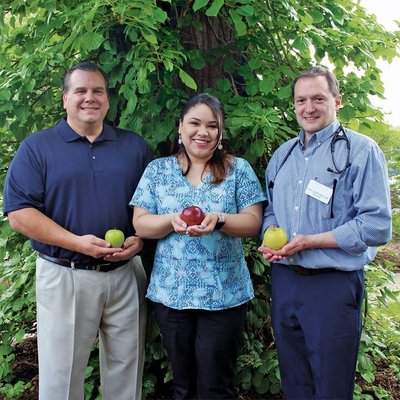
3, 119, 152, 265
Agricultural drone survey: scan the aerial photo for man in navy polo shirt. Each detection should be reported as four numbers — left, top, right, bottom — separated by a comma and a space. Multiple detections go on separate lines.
3, 61, 152, 400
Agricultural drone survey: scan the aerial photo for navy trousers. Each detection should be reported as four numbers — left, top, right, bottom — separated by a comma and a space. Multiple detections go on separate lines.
271, 264, 364, 400
152, 301, 247, 399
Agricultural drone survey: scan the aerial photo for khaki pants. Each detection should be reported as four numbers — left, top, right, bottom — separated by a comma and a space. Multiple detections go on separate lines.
36, 256, 147, 400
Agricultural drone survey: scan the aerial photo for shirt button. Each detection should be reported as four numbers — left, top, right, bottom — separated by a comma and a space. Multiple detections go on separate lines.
294, 206, 299, 211
299, 180, 303, 184
304, 157, 309, 161
293, 232, 297, 236
289, 258, 294, 262
92, 156, 96, 159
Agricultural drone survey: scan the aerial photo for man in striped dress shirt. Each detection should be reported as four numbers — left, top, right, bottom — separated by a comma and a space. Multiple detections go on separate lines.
259, 66, 392, 400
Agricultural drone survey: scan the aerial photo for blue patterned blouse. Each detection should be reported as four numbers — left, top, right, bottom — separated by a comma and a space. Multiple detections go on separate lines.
130, 156, 266, 310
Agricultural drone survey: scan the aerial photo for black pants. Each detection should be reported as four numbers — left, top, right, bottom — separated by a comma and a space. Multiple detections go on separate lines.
152, 301, 247, 399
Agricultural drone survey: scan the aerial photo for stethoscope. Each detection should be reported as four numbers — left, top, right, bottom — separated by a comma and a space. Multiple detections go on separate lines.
268, 125, 351, 189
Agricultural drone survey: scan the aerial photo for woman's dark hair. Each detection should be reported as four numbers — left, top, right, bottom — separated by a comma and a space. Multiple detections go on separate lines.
63, 61, 110, 97
172, 93, 233, 184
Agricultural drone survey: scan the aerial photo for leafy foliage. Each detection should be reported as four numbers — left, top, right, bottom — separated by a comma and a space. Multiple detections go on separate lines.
355, 263, 400, 400
1, 0, 399, 398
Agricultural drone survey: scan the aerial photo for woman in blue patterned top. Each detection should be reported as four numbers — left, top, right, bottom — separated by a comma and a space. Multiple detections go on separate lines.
130, 93, 266, 399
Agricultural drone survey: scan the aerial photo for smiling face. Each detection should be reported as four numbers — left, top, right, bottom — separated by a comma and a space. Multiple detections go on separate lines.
294, 75, 342, 140
178, 103, 220, 162
63, 69, 109, 137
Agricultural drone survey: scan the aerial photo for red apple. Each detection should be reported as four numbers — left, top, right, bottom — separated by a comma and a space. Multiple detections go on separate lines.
180, 206, 205, 226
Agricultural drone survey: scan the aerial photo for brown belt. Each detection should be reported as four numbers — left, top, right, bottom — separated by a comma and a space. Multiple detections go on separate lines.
281, 264, 337, 276
38, 253, 128, 272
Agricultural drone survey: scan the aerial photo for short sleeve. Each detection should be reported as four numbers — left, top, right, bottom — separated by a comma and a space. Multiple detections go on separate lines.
3, 140, 45, 214
129, 160, 159, 214
234, 158, 266, 211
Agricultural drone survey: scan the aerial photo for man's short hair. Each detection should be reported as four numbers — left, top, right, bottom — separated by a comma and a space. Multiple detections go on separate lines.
292, 66, 340, 97
63, 61, 109, 97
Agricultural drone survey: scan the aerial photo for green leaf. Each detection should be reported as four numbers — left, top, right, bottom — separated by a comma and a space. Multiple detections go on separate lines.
127, 28, 138, 42
81, 31, 104, 51
361, 371, 375, 383
193, 0, 209, 12
14, 329, 25, 343
0, 89, 11, 101
229, 10, 247, 36
141, 29, 158, 44
217, 79, 231, 92
126, 94, 138, 114
252, 139, 265, 157
254, 378, 270, 394
248, 58, 262, 70
259, 78, 275, 94
153, 8, 168, 23
309, 9, 324, 23
339, 105, 356, 121
188, 50, 206, 70
270, 381, 281, 394
252, 259, 265, 276
277, 85, 292, 99
237, 5, 255, 17
206, 0, 224, 17
246, 83, 258, 96
179, 69, 197, 90
299, 11, 313, 26
62, 31, 78, 52
163, 59, 174, 72
292, 35, 311, 51
12, 298, 25, 311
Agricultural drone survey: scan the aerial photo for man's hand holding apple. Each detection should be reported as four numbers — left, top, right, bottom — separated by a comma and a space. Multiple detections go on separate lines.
258, 229, 331, 262
75, 234, 125, 259
258, 226, 288, 262
103, 235, 143, 262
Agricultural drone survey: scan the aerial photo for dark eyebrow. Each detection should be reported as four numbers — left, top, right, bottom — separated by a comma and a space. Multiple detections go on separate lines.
188, 117, 217, 124
74, 86, 105, 91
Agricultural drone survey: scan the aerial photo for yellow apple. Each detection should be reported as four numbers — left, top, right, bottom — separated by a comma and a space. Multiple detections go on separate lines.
105, 229, 125, 248
263, 226, 288, 250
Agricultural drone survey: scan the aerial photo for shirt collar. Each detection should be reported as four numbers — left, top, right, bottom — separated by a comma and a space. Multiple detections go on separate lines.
298, 119, 341, 147
56, 118, 118, 143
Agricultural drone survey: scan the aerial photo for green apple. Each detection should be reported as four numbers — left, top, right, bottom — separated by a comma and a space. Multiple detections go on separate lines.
263, 226, 288, 250
105, 229, 125, 248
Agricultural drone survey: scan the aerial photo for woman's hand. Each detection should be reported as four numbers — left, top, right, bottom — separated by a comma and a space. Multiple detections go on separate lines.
171, 213, 189, 235
171, 212, 216, 237
183, 213, 220, 237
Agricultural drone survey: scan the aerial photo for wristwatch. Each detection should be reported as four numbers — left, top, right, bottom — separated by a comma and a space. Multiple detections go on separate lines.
214, 213, 225, 230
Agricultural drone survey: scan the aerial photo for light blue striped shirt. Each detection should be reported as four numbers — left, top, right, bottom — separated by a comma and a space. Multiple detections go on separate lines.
262, 120, 392, 271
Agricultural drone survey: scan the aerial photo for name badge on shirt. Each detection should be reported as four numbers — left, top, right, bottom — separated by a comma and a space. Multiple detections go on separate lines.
305, 179, 333, 204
